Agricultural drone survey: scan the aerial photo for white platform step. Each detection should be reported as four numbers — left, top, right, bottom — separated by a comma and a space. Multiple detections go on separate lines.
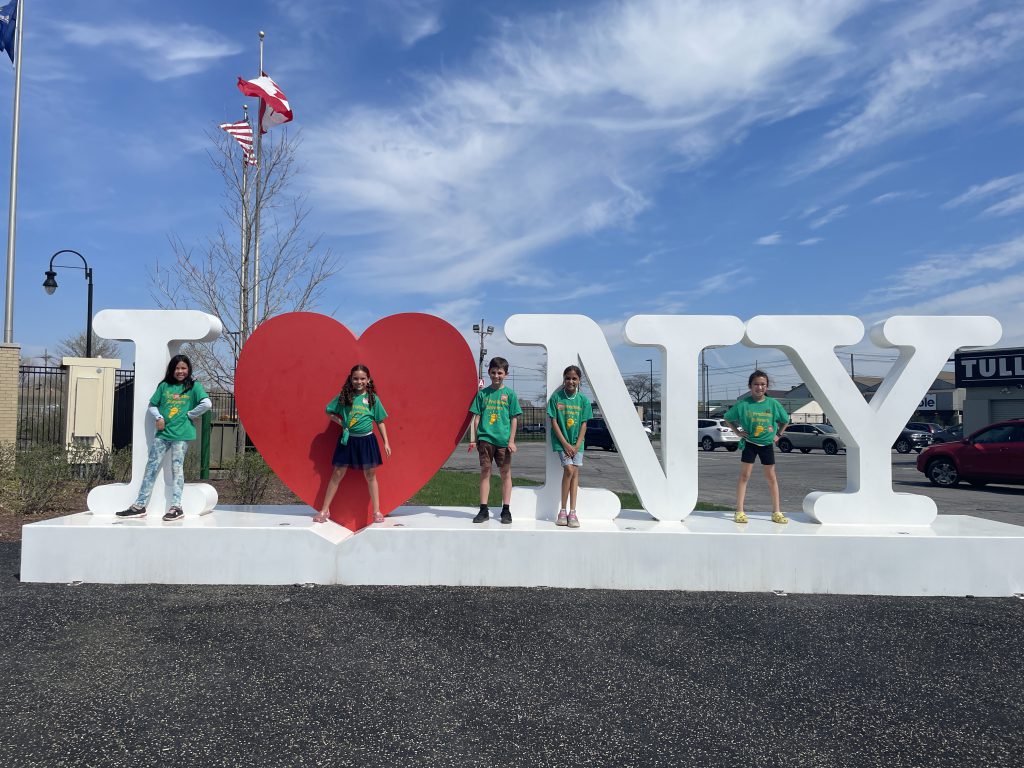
20, 506, 1024, 595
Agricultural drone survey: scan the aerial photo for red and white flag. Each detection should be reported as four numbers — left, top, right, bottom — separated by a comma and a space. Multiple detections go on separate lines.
218, 120, 257, 165
236, 73, 293, 134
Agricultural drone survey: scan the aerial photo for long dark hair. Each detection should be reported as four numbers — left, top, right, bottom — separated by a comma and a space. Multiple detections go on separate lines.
341, 364, 377, 407
163, 354, 195, 393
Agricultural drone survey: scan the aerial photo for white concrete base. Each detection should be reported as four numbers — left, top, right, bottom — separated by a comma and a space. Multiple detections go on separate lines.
19, 506, 1024, 595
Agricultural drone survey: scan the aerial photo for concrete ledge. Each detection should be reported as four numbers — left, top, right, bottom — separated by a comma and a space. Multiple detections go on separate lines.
19, 506, 1024, 595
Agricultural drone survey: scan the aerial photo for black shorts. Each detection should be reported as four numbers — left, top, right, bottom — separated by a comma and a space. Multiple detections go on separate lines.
741, 442, 776, 465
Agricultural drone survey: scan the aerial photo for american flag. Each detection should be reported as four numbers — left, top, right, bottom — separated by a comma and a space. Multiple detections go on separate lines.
219, 120, 257, 166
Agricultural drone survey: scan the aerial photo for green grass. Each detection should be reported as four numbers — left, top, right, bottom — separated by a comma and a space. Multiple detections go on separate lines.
406, 469, 732, 511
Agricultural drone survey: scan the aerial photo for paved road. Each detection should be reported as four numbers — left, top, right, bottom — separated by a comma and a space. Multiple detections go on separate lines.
446, 442, 1024, 526
1, 542, 1022, 767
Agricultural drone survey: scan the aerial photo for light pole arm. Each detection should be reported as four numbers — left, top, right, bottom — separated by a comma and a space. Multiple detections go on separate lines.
46, 249, 94, 358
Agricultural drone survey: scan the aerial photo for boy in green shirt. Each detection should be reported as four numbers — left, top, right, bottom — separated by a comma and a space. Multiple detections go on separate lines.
468, 357, 522, 524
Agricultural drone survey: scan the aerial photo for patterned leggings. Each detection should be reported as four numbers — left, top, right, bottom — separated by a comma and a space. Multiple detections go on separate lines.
134, 439, 188, 508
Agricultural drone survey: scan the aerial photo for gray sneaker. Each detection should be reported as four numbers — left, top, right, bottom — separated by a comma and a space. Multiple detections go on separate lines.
556, 509, 568, 526
567, 511, 580, 529
116, 505, 146, 519
162, 506, 184, 522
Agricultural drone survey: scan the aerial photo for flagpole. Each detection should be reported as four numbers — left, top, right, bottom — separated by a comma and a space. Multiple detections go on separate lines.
3, 0, 24, 344
251, 30, 264, 332
239, 104, 250, 354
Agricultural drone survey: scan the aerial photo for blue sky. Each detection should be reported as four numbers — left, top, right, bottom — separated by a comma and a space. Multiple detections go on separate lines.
3, 0, 1024, 402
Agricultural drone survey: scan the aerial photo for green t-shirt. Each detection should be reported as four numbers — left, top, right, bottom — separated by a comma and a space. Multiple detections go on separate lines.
326, 393, 387, 436
723, 395, 789, 447
546, 388, 593, 452
149, 381, 209, 442
469, 385, 522, 448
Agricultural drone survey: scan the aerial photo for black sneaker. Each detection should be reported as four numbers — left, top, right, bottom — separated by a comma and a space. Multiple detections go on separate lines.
116, 505, 146, 519
162, 506, 184, 522
500, 507, 512, 525
472, 507, 490, 524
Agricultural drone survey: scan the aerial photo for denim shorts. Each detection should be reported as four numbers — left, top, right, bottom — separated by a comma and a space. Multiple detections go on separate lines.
558, 451, 584, 467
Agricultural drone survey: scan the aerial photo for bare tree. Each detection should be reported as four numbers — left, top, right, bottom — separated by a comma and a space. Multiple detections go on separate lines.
150, 129, 341, 392
624, 374, 660, 407
57, 331, 121, 360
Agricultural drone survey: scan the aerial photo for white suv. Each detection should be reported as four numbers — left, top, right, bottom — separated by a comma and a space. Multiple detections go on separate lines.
697, 418, 740, 452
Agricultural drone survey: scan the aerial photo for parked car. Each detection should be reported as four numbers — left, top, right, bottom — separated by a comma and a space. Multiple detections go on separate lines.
697, 418, 739, 452
931, 424, 962, 443
907, 422, 945, 437
894, 428, 934, 454
917, 419, 1024, 488
585, 418, 616, 451
777, 423, 845, 455
521, 423, 546, 434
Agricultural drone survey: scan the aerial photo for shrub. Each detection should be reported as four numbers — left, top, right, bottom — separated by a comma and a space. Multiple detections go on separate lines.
0, 443, 75, 514
227, 449, 273, 505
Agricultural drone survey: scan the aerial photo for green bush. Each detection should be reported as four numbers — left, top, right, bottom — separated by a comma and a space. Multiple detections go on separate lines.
227, 449, 273, 505
0, 443, 75, 514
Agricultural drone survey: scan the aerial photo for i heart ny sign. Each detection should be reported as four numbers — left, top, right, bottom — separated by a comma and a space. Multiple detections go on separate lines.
89, 309, 1000, 529
235, 312, 478, 530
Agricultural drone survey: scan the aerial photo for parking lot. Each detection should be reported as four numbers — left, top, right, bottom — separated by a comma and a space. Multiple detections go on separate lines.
445, 442, 1024, 526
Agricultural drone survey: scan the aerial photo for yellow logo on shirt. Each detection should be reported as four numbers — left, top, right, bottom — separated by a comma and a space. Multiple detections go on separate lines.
567, 418, 575, 427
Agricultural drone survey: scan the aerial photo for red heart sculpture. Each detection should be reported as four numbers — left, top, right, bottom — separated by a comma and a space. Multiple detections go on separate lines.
235, 312, 477, 530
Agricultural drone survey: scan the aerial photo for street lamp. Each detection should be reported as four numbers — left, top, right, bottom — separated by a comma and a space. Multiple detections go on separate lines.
472, 320, 495, 381
43, 249, 94, 358
645, 358, 654, 432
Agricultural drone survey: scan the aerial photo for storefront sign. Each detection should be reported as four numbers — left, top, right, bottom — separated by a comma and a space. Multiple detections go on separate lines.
955, 347, 1024, 387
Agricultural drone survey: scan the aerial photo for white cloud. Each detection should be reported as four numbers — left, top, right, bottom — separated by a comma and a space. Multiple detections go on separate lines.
863, 235, 1024, 305
865, 274, 1024, 348
870, 190, 921, 205
755, 233, 782, 245
57, 22, 242, 80
799, 237, 823, 246
303, 0, 863, 295
809, 204, 848, 229
805, 5, 1024, 172
943, 172, 1024, 217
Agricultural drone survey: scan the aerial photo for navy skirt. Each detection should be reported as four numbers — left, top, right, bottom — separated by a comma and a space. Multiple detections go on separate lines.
332, 431, 383, 469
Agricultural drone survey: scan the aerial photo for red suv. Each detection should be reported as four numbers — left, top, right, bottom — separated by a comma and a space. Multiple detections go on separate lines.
917, 419, 1024, 488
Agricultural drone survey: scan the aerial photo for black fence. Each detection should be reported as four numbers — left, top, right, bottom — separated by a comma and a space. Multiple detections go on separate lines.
19, 365, 240, 452
18, 366, 68, 448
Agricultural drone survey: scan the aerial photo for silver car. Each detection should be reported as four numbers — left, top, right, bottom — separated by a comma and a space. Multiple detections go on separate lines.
698, 418, 740, 452
777, 423, 845, 455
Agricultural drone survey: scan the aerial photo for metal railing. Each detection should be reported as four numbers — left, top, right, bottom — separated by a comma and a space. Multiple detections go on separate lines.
18, 365, 67, 448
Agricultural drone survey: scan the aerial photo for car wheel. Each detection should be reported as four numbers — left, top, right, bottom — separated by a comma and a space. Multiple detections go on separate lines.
726, 445, 738, 452
799, 448, 811, 454
968, 480, 988, 488
701, 436, 715, 452
927, 458, 959, 488
777, 438, 792, 453
895, 439, 911, 454
823, 440, 838, 455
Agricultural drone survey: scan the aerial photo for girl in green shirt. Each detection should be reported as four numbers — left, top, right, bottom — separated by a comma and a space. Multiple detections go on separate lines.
315, 364, 392, 524
117, 354, 211, 522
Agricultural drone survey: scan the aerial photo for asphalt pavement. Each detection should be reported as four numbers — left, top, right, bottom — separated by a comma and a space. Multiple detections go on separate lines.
445, 442, 1024, 526
1, 542, 1022, 767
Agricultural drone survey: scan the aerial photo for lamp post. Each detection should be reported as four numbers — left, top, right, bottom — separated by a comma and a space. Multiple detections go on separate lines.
43, 249, 94, 358
472, 319, 494, 382
645, 358, 654, 432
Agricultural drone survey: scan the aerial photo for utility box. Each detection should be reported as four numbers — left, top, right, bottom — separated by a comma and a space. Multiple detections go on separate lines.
63, 357, 121, 462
